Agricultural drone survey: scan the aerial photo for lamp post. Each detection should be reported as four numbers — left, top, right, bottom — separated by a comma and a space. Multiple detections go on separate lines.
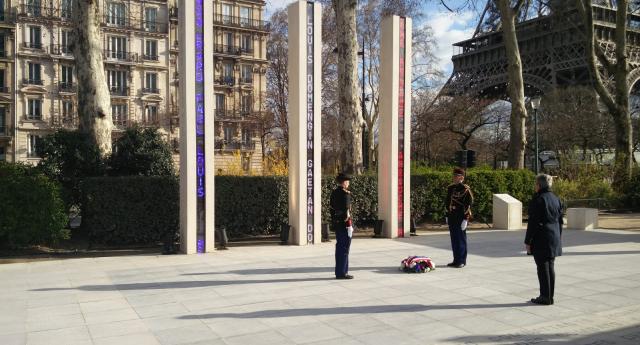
358, 38, 369, 170
530, 97, 541, 174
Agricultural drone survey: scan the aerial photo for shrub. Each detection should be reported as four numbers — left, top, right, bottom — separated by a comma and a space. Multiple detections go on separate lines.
110, 127, 175, 176
38, 130, 105, 207
622, 171, 640, 210
81, 176, 179, 245
0, 162, 68, 249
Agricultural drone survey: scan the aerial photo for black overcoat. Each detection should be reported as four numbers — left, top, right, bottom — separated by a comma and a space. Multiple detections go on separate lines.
525, 188, 563, 258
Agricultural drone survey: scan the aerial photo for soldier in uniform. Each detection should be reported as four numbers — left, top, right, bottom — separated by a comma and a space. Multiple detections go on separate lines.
445, 167, 474, 268
330, 173, 354, 279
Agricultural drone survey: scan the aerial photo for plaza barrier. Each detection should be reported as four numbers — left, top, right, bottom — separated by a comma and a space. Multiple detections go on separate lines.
567, 208, 599, 230
492, 194, 523, 230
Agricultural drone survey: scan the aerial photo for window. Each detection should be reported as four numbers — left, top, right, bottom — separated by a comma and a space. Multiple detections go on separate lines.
27, 0, 41, 17
0, 107, 5, 134
0, 0, 5, 22
215, 94, 225, 114
111, 103, 128, 126
27, 99, 42, 120
61, 30, 72, 54
61, 66, 73, 90
62, 100, 74, 124
222, 4, 232, 23
61, 0, 73, 19
106, 2, 126, 26
0, 34, 5, 57
0, 69, 5, 91
28, 62, 41, 84
241, 94, 252, 113
240, 34, 252, 53
144, 7, 158, 31
225, 32, 233, 51
224, 126, 234, 142
242, 128, 252, 144
240, 7, 251, 26
145, 73, 157, 93
144, 40, 158, 60
242, 156, 250, 172
223, 63, 234, 84
27, 134, 42, 157
144, 104, 158, 124
108, 36, 127, 59
28, 26, 41, 49
107, 70, 127, 94
241, 65, 252, 84
0, 146, 5, 161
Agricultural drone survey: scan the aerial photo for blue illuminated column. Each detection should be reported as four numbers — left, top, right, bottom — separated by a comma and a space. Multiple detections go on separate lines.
378, 16, 411, 239
287, 1, 322, 245
179, 0, 215, 254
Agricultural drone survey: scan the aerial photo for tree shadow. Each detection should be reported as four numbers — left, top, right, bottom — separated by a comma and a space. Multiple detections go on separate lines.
177, 302, 531, 319
182, 266, 402, 276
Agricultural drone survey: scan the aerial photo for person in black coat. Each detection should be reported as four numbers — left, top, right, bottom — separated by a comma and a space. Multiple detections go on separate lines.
330, 173, 354, 280
525, 174, 563, 305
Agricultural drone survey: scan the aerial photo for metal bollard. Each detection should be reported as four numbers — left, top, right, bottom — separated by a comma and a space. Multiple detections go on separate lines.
410, 217, 418, 236
373, 219, 384, 238
321, 223, 331, 242
215, 227, 229, 250
280, 223, 290, 245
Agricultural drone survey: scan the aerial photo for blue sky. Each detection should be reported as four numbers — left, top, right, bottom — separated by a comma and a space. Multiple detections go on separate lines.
264, 0, 477, 76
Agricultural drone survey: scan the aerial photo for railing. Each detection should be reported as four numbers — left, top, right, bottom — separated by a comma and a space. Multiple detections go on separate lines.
215, 76, 235, 86
0, 125, 6, 135
215, 140, 256, 151
103, 50, 137, 62
142, 54, 159, 61
25, 114, 42, 121
142, 87, 160, 94
50, 44, 72, 56
20, 4, 58, 18
239, 77, 253, 84
58, 81, 75, 92
0, 51, 8, 58
142, 20, 168, 33
0, 11, 17, 24
109, 86, 129, 96
23, 78, 43, 85
213, 44, 254, 56
0, 86, 10, 93
57, 115, 78, 128
23, 42, 44, 50
213, 14, 269, 31
103, 15, 133, 28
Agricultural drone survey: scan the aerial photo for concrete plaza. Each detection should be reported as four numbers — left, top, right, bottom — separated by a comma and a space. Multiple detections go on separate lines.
1, 229, 640, 345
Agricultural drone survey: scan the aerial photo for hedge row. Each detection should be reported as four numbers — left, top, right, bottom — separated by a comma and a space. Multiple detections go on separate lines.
80, 170, 535, 243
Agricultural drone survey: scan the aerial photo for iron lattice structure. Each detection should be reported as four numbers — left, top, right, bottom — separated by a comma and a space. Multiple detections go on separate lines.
442, 3, 640, 99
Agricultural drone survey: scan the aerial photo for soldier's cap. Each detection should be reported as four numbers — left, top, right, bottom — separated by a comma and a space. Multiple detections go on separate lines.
453, 167, 465, 176
336, 173, 352, 182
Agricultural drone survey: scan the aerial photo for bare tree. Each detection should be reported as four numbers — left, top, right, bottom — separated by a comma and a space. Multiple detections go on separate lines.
72, 0, 112, 157
265, 9, 289, 152
575, 0, 635, 186
332, 0, 364, 174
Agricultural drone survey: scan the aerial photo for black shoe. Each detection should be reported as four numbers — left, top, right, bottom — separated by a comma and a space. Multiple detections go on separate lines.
530, 297, 552, 305
447, 262, 457, 267
336, 275, 354, 280
453, 263, 466, 268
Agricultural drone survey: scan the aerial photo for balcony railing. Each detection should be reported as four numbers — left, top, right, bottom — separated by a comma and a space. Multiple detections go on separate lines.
25, 114, 42, 121
215, 76, 235, 86
109, 86, 129, 96
58, 82, 75, 92
50, 44, 72, 56
213, 44, 254, 56
55, 115, 78, 128
23, 42, 44, 50
239, 77, 253, 85
20, 4, 58, 18
0, 51, 9, 58
213, 14, 269, 31
142, 20, 168, 33
0, 11, 17, 24
0, 125, 7, 136
142, 87, 160, 94
104, 15, 132, 28
103, 50, 137, 62
23, 78, 43, 86
112, 117, 129, 129
215, 140, 256, 151
142, 54, 159, 61
0, 86, 10, 93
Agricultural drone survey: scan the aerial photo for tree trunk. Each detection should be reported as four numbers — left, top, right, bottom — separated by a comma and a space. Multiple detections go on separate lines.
332, 0, 363, 174
72, 0, 112, 157
496, 0, 528, 169
577, 0, 633, 186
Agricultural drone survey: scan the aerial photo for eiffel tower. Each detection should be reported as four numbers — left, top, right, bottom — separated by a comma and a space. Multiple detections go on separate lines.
441, 1, 640, 99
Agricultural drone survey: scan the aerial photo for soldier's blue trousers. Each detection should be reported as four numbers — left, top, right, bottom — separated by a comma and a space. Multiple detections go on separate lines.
334, 227, 351, 277
449, 220, 467, 264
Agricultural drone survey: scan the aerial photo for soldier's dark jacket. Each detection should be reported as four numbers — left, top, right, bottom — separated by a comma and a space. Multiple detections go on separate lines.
330, 186, 352, 225
445, 183, 474, 221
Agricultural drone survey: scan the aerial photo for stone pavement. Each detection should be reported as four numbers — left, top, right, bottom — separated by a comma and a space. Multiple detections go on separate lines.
1, 229, 640, 345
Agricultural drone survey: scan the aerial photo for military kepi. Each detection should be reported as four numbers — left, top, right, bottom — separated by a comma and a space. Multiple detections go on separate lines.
336, 173, 352, 182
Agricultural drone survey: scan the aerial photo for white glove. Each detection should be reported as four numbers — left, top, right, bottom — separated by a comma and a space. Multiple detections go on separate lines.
445, 217, 448, 225
347, 226, 354, 238
461, 220, 468, 231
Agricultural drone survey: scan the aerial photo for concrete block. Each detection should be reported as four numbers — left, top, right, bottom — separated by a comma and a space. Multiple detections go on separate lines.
492, 194, 523, 230
567, 208, 598, 230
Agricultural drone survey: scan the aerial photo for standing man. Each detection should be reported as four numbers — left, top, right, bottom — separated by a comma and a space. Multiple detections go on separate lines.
446, 167, 474, 268
330, 173, 354, 279
525, 174, 563, 305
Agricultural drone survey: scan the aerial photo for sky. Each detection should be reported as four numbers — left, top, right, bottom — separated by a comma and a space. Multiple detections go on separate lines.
264, 0, 477, 76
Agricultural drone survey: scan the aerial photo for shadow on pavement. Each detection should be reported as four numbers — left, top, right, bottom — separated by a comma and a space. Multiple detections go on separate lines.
177, 302, 532, 319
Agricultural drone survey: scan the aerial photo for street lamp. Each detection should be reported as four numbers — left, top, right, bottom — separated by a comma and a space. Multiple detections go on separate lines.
530, 96, 542, 174
358, 39, 369, 170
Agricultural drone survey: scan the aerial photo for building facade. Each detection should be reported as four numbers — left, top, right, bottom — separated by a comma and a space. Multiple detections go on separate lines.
1, 0, 267, 175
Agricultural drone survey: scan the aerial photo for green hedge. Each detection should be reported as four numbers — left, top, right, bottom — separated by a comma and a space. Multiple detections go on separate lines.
623, 171, 640, 210
79, 170, 536, 243
81, 176, 179, 245
0, 162, 68, 249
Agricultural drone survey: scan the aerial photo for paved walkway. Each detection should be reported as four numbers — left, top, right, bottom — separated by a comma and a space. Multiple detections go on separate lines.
1, 229, 640, 345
